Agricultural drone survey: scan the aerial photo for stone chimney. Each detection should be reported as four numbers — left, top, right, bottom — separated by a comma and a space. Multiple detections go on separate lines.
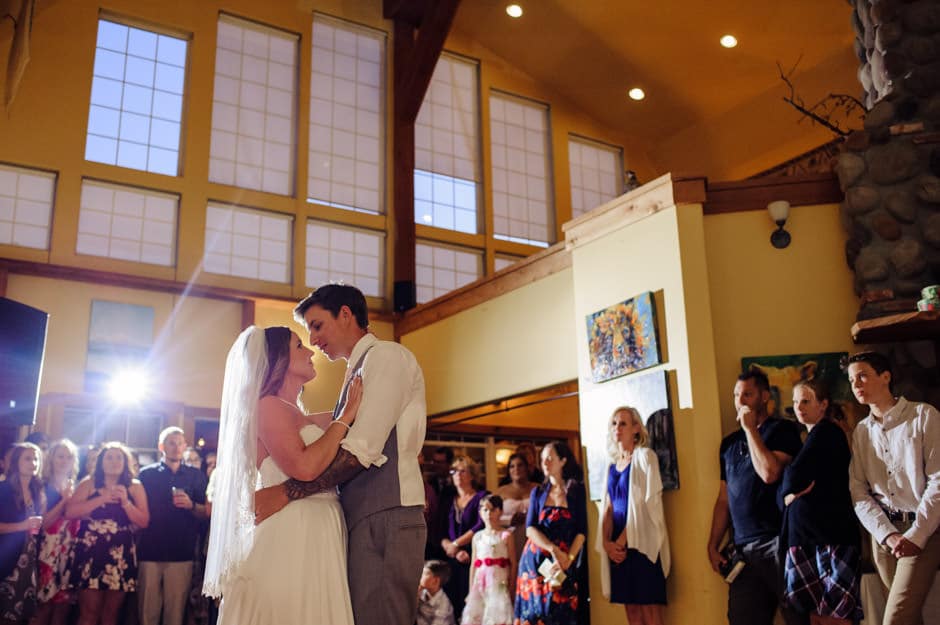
837, 0, 940, 319
837, 0, 940, 406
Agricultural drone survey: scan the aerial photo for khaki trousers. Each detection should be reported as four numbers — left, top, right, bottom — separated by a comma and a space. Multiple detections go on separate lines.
870, 526, 940, 625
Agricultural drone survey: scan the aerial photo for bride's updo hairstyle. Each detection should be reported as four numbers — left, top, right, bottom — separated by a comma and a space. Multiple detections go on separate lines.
259, 326, 292, 398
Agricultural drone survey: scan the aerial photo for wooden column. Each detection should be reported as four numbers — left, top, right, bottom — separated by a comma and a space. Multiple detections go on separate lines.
385, 0, 460, 311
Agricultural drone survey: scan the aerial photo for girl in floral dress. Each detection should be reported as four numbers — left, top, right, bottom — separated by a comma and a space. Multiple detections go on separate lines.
34, 439, 81, 625
66, 442, 149, 625
462, 495, 516, 625
513, 442, 586, 625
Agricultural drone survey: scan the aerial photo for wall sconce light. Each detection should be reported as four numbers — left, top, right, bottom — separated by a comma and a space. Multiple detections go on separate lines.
767, 200, 791, 249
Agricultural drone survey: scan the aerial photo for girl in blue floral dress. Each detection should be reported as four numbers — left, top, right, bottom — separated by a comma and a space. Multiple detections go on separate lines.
513, 442, 586, 625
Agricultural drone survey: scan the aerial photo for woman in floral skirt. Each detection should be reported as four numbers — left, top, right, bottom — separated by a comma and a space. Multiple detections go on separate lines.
513, 441, 586, 625
66, 442, 149, 625
34, 439, 81, 625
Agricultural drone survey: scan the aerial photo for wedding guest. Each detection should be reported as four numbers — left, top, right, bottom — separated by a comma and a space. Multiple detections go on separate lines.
417, 560, 456, 625
706, 371, 803, 625
600, 407, 669, 625
462, 495, 515, 625
67, 442, 149, 625
780, 380, 862, 625
441, 456, 488, 620
846, 351, 940, 625
0, 443, 45, 624
514, 441, 586, 625
495, 454, 536, 564
34, 439, 81, 625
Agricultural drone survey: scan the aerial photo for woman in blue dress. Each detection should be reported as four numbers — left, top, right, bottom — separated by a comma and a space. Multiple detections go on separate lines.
601, 406, 669, 625
513, 441, 586, 625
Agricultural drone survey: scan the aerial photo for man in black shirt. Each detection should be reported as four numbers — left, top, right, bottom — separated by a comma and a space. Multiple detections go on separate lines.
137, 427, 208, 625
706, 370, 804, 625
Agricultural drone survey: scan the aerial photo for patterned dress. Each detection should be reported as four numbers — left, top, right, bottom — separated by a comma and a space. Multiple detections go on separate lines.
0, 482, 40, 622
36, 486, 80, 604
69, 492, 138, 592
513, 483, 586, 625
462, 529, 514, 625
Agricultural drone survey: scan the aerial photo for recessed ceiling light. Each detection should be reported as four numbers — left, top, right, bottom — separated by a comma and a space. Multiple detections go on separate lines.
720, 34, 738, 48
506, 4, 523, 18
628, 88, 645, 101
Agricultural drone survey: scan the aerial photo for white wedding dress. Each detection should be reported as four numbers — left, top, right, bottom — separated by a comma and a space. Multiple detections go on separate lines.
217, 424, 355, 625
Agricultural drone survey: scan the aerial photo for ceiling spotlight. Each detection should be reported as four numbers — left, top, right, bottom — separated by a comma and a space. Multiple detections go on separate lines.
628, 88, 645, 101
506, 4, 523, 18
720, 34, 738, 48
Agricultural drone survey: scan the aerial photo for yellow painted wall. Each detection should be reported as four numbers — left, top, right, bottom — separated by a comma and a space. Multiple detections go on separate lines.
5, 274, 242, 407
401, 268, 578, 417
569, 203, 726, 625
703, 203, 859, 433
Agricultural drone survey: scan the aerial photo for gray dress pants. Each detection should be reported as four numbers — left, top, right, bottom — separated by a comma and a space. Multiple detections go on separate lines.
347, 506, 427, 625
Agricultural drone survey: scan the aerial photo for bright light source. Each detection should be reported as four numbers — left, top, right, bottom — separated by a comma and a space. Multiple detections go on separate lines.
422, 214, 433, 224
628, 88, 645, 101
495, 447, 513, 465
197, 437, 206, 448
108, 369, 150, 404
506, 4, 523, 18
720, 34, 738, 48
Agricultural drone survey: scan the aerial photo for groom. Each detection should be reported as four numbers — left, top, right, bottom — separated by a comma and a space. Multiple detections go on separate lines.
254, 284, 428, 625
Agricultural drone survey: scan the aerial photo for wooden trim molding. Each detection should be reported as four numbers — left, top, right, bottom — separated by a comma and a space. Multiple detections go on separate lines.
563, 173, 706, 252
704, 172, 842, 215
395, 241, 571, 337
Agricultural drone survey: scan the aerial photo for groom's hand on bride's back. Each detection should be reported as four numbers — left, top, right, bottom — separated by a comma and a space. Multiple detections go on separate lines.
254, 484, 289, 525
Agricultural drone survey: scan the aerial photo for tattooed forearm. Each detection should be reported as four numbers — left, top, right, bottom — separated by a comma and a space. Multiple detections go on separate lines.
284, 449, 364, 501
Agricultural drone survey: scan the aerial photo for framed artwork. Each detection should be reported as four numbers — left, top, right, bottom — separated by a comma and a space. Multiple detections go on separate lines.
741, 352, 853, 422
85, 300, 155, 393
581, 370, 679, 500
585, 291, 661, 383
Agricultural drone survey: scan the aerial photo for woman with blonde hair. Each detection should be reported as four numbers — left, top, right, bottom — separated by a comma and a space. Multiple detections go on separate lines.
441, 455, 488, 620
34, 439, 81, 625
599, 406, 669, 625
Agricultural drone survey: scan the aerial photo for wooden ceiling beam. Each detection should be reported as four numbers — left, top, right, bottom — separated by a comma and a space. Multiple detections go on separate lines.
389, 0, 460, 311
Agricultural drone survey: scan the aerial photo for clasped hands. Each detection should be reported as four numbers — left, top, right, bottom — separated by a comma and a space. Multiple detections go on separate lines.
885, 533, 922, 559
548, 545, 573, 574
603, 536, 627, 564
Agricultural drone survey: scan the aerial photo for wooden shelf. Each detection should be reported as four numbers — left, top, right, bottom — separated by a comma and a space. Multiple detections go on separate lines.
851, 310, 940, 344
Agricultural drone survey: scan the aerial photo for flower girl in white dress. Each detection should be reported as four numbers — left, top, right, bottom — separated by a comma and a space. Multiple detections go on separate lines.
462, 495, 516, 625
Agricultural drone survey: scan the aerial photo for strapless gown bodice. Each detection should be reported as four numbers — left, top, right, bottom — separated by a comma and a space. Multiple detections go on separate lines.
257, 425, 339, 500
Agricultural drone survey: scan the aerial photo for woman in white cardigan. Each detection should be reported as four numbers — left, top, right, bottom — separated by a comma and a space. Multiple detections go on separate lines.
599, 406, 670, 625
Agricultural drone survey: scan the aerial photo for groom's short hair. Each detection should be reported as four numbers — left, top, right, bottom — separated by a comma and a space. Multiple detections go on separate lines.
294, 284, 369, 330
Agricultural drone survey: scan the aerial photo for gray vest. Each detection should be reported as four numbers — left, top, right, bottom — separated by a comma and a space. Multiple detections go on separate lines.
332, 346, 403, 529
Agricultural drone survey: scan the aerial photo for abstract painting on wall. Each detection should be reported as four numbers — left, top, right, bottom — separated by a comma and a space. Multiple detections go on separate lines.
580, 370, 679, 500
585, 291, 661, 383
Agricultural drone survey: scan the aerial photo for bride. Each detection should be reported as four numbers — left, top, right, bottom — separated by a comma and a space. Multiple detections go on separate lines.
204, 325, 362, 624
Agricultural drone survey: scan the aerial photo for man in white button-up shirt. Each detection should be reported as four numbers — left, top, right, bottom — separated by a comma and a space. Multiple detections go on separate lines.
254, 284, 428, 625
846, 351, 940, 625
